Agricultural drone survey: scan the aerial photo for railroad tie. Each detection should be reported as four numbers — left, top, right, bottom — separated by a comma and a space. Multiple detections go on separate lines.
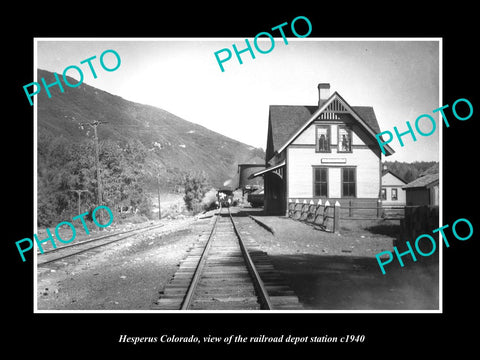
153, 211, 303, 311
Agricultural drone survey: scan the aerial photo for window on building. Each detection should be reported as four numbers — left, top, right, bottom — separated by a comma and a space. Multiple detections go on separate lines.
316, 125, 330, 152
342, 167, 356, 197
381, 188, 387, 200
391, 188, 398, 201
338, 126, 352, 152
313, 167, 328, 197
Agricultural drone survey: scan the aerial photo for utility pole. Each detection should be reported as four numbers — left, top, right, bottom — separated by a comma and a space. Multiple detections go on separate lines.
80, 120, 108, 223
156, 158, 166, 221
68, 189, 90, 214
157, 174, 162, 220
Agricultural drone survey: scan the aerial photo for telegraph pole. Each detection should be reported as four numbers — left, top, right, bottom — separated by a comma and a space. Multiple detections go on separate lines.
92, 122, 102, 208
157, 174, 161, 220
80, 120, 108, 223
156, 158, 166, 221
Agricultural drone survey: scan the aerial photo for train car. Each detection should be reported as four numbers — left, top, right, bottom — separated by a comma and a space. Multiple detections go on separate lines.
216, 189, 234, 207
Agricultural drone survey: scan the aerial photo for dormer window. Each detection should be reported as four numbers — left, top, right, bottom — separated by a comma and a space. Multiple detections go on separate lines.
338, 126, 352, 152
316, 125, 330, 152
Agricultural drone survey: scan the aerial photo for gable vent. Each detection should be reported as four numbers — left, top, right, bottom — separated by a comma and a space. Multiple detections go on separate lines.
319, 98, 348, 119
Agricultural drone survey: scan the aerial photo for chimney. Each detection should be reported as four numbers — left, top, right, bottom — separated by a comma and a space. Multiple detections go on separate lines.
318, 83, 330, 108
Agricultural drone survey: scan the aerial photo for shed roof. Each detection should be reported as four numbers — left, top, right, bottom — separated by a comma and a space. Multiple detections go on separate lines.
402, 173, 439, 189
249, 160, 286, 179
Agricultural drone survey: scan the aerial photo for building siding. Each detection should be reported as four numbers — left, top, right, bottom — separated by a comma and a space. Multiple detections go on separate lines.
381, 172, 407, 206
287, 146, 380, 199
405, 184, 439, 206
287, 118, 381, 200
382, 172, 406, 186
329, 167, 341, 197
406, 188, 430, 206
382, 186, 406, 205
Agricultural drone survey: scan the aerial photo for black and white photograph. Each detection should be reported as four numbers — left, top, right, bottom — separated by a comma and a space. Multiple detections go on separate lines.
6, 7, 478, 355
32, 38, 440, 313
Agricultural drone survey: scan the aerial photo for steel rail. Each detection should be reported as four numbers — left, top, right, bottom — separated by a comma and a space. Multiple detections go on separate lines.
37, 223, 165, 266
181, 206, 273, 310
228, 208, 273, 310
180, 209, 220, 310
38, 222, 165, 256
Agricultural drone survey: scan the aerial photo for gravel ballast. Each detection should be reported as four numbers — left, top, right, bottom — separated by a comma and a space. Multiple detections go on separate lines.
36, 216, 212, 310
37, 208, 439, 311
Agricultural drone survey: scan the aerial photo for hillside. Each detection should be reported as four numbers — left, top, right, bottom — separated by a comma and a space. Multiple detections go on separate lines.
37, 69, 265, 189
35, 69, 265, 225
383, 160, 438, 183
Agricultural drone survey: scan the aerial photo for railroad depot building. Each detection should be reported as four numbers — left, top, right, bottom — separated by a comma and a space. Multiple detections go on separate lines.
252, 83, 394, 215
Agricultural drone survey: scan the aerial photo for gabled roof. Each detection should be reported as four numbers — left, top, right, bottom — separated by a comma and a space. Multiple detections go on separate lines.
382, 169, 407, 184
267, 91, 394, 160
268, 105, 317, 158
350, 106, 381, 134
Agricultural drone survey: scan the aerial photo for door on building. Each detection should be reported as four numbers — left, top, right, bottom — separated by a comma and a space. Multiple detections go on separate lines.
265, 171, 286, 215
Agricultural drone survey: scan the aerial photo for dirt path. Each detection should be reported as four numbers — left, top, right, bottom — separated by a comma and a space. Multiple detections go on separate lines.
236, 209, 439, 310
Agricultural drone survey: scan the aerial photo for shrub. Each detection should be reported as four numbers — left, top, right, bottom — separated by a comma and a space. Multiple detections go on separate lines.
183, 171, 208, 211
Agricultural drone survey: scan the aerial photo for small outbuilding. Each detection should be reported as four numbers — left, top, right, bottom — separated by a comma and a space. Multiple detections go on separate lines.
381, 169, 407, 206
402, 163, 439, 206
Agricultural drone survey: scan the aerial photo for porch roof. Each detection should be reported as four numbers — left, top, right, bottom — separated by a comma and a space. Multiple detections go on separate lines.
248, 160, 286, 179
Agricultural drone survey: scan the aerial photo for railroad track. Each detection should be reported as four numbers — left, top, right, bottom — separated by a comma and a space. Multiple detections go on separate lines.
153, 208, 302, 310
37, 222, 165, 267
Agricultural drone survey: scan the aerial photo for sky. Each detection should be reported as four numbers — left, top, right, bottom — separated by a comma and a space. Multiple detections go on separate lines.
36, 38, 440, 162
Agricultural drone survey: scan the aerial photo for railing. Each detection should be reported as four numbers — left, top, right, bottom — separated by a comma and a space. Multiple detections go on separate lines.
340, 199, 382, 219
287, 198, 410, 233
288, 199, 340, 233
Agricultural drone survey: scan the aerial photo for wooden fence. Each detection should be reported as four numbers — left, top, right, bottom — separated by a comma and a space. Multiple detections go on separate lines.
339, 200, 405, 220
395, 205, 440, 261
288, 199, 340, 233
288, 199, 405, 228
287, 199, 440, 244
340, 199, 382, 220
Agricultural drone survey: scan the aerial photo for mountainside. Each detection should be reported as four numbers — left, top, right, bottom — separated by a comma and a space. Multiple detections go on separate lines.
37, 69, 265, 190
383, 160, 438, 184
